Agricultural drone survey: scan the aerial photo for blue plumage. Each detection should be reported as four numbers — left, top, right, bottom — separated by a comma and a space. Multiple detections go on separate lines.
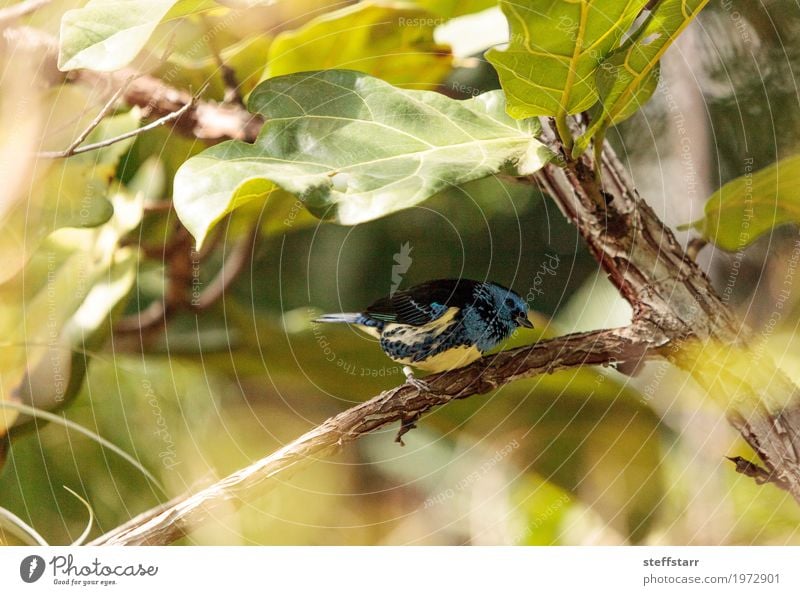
314, 279, 533, 382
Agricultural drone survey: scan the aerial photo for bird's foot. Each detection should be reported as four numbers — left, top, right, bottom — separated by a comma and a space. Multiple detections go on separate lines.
396, 366, 429, 446
402, 366, 430, 393
405, 376, 431, 392
395, 412, 421, 447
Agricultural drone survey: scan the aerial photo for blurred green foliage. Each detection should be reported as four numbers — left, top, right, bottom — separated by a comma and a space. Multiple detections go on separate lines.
3, 0, 800, 548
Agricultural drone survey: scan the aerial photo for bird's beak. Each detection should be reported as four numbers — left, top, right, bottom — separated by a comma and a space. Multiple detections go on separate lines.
516, 313, 534, 328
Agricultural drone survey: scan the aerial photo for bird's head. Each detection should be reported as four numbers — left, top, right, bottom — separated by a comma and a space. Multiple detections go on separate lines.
485, 283, 533, 329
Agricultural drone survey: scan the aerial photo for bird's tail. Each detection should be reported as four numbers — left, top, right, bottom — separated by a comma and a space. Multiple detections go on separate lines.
313, 313, 363, 324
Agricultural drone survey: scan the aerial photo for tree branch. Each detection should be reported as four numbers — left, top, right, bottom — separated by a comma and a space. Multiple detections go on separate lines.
80, 68, 262, 142
726, 456, 791, 490
533, 119, 800, 500
89, 325, 655, 545
2, 27, 264, 142
57, 75, 135, 156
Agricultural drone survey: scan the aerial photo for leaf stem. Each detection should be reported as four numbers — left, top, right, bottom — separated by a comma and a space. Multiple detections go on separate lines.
555, 112, 574, 153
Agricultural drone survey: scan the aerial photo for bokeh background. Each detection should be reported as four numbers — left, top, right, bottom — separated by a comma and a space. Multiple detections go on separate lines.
2, 0, 800, 545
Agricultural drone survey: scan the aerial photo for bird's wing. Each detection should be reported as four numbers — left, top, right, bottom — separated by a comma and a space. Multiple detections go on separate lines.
365, 279, 479, 326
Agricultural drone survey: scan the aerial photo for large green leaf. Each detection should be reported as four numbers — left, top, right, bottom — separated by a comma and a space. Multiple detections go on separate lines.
688, 154, 800, 251
173, 70, 554, 247
485, 0, 649, 119
411, 0, 496, 18
264, 1, 452, 88
576, 0, 710, 154
58, 0, 215, 72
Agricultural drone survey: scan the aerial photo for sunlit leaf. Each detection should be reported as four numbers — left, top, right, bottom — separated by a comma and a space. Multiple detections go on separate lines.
58, 0, 216, 72
576, 0, 710, 154
410, 0, 496, 18
486, 0, 649, 119
593, 57, 660, 125
264, 1, 452, 88
684, 155, 800, 251
174, 70, 554, 247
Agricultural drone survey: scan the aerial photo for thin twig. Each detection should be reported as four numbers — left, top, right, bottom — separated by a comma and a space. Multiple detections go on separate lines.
90, 325, 656, 545
114, 223, 194, 335
142, 199, 174, 213
38, 87, 202, 159
116, 222, 255, 334
113, 300, 168, 334
201, 14, 245, 108
726, 456, 790, 490
66, 75, 135, 153
193, 225, 258, 310
686, 237, 708, 261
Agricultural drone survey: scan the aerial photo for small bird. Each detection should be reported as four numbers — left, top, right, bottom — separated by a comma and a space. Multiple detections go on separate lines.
314, 278, 533, 389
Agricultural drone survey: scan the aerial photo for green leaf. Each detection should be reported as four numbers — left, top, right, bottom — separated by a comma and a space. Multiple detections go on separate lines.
595, 58, 660, 125
485, 0, 649, 119
576, 0, 710, 154
410, 0, 496, 18
173, 70, 554, 247
263, 1, 452, 89
58, 0, 215, 72
689, 154, 800, 251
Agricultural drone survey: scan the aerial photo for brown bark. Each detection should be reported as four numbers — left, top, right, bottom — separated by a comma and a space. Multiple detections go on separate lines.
534, 120, 800, 499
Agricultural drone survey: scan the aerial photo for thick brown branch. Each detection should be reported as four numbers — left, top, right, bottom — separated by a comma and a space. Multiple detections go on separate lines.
533, 120, 740, 341
90, 325, 655, 545
1, 27, 263, 143
534, 119, 800, 500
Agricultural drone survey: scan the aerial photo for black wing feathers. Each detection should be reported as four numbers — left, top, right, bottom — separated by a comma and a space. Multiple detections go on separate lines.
365, 279, 480, 326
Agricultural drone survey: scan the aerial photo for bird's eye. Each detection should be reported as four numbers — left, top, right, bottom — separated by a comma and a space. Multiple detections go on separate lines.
504, 297, 515, 308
